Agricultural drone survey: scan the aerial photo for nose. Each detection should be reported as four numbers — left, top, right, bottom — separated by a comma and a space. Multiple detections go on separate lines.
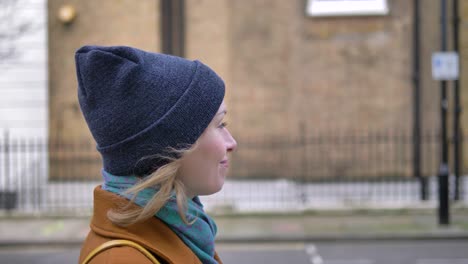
225, 129, 237, 152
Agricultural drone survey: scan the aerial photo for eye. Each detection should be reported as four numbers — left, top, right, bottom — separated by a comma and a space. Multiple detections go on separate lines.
218, 122, 228, 128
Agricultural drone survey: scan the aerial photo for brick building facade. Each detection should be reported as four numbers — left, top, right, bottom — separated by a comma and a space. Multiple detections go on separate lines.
48, 0, 467, 180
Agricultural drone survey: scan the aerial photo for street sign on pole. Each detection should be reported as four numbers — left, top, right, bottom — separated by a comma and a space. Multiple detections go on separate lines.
432, 52, 459, 81
437, 0, 450, 226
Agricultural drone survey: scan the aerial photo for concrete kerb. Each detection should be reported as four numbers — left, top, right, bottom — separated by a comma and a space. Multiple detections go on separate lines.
216, 233, 468, 243
2, 234, 468, 248
1, 207, 468, 247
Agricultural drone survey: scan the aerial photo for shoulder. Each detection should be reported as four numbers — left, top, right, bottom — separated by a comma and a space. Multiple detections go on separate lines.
85, 245, 162, 264
80, 231, 164, 264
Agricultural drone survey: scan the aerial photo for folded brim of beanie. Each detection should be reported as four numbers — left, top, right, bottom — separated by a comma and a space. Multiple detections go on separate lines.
97, 61, 225, 176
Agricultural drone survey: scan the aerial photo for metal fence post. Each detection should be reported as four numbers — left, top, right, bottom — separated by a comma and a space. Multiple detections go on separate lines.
1, 130, 15, 210
300, 122, 308, 205
4, 130, 9, 191
452, 0, 462, 201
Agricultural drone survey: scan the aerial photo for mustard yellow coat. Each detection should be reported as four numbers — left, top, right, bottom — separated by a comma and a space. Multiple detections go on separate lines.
78, 186, 223, 264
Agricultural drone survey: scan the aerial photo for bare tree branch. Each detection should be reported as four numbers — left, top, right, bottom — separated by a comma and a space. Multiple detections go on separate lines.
0, 0, 36, 62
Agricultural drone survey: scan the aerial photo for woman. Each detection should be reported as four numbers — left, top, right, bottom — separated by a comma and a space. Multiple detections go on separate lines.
75, 45, 237, 264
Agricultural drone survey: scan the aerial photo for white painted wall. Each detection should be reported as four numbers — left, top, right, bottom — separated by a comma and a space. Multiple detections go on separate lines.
0, 0, 48, 139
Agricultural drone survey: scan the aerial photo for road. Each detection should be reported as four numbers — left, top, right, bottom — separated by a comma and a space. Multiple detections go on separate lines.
0, 239, 467, 264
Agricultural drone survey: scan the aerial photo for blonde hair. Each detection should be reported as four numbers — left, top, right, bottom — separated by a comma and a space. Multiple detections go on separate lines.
107, 146, 196, 227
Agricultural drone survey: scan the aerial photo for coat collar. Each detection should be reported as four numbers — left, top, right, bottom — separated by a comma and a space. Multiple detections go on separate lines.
90, 186, 213, 264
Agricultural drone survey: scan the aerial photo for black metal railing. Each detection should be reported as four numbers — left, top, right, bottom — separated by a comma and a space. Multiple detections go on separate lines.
233, 129, 442, 181
0, 129, 466, 213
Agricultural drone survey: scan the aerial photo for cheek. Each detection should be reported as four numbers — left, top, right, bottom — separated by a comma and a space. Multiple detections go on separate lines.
199, 136, 225, 161
193, 127, 225, 160
178, 132, 227, 195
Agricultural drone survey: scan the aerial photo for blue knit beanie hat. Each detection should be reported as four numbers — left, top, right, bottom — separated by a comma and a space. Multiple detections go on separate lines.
75, 45, 225, 176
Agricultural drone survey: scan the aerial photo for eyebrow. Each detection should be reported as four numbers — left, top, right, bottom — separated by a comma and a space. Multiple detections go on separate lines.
217, 110, 227, 116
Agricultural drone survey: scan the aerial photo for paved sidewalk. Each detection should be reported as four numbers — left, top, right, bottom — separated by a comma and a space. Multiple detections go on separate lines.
1, 207, 468, 246
214, 207, 468, 242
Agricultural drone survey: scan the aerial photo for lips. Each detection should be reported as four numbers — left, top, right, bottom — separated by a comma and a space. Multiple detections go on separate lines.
220, 159, 229, 167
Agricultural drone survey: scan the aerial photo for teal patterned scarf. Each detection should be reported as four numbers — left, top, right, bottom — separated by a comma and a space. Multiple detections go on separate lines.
102, 169, 218, 264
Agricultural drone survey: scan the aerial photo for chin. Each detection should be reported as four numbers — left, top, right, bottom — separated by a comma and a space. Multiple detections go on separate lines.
215, 182, 225, 193
202, 182, 224, 196
212, 184, 225, 195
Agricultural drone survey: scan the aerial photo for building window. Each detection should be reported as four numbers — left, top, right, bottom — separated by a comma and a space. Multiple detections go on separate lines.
306, 0, 389, 17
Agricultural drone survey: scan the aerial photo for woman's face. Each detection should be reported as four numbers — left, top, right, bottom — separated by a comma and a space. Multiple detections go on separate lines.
177, 101, 237, 198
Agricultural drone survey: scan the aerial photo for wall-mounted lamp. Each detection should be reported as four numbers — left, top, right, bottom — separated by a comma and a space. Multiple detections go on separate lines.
58, 5, 77, 24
